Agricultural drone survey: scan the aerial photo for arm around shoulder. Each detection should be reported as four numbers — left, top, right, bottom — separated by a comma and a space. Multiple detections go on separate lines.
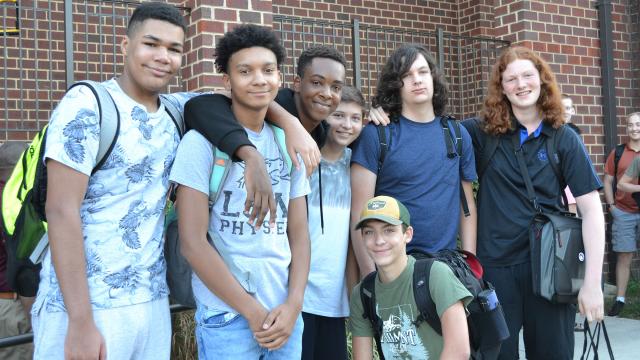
184, 94, 253, 158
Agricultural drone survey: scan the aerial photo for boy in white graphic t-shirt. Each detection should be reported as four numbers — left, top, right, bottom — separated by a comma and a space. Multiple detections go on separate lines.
169, 24, 310, 359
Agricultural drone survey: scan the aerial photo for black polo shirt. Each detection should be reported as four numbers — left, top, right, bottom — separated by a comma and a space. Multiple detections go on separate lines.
462, 118, 602, 267
185, 88, 326, 161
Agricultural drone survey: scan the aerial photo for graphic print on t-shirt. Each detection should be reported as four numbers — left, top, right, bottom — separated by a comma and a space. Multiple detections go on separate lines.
218, 155, 291, 236
379, 303, 428, 359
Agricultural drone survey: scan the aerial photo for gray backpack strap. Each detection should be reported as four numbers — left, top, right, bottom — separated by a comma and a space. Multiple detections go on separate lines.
160, 94, 185, 137
205, 143, 256, 294
207, 230, 256, 294
68, 80, 119, 173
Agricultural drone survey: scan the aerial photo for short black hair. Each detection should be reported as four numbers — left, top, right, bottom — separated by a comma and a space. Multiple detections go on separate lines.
215, 24, 286, 74
373, 44, 449, 120
127, 2, 186, 37
340, 86, 365, 109
296, 46, 347, 78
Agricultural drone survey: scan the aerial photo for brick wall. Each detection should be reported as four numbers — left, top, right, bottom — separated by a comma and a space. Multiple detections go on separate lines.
181, 0, 273, 91
273, 0, 457, 33
1, 0, 639, 276
0, 0, 271, 142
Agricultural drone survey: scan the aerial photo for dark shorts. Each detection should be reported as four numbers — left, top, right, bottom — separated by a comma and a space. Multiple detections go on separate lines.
484, 262, 575, 360
301, 312, 347, 360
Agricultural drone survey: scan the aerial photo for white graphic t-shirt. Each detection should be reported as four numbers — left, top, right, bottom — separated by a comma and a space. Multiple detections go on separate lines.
34, 79, 197, 313
170, 126, 310, 313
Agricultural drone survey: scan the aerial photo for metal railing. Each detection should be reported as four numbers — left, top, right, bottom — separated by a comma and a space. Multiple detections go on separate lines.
0, 0, 189, 141
273, 15, 510, 120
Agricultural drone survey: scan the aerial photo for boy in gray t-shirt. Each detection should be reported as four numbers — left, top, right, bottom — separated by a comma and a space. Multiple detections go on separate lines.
169, 24, 310, 359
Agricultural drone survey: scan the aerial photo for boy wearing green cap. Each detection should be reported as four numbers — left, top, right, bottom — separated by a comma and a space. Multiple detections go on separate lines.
349, 195, 472, 359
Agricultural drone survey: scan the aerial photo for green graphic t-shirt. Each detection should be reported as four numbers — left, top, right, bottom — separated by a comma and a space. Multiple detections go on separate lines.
349, 257, 472, 359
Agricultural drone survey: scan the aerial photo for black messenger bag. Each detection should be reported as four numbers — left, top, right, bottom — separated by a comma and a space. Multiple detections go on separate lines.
530, 212, 585, 303
512, 131, 585, 304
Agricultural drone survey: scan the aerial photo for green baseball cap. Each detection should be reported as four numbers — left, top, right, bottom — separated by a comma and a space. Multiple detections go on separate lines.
355, 195, 411, 229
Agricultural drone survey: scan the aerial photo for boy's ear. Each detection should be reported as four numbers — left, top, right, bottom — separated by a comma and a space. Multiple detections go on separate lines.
120, 36, 130, 57
293, 75, 301, 93
404, 226, 413, 244
223, 74, 231, 92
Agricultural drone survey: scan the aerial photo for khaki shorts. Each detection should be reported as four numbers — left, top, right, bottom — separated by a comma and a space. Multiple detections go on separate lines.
0, 298, 33, 360
611, 206, 640, 252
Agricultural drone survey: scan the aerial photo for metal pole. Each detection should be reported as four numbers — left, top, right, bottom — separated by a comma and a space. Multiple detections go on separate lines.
352, 19, 361, 90
64, 0, 74, 88
436, 27, 445, 68
596, 0, 617, 154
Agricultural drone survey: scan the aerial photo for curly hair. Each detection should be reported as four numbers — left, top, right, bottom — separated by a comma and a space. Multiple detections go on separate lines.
296, 46, 347, 78
214, 24, 286, 74
127, 2, 186, 37
481, 46, 564, 135
373, 44, 449, 121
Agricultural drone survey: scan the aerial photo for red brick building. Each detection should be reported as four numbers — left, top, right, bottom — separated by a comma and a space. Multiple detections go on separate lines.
1, 0, 639, 276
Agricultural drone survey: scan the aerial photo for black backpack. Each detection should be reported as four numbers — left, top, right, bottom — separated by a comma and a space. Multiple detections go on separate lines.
359, 249, 509, 360
376, 115, 470, 217
612, 143, 625, 196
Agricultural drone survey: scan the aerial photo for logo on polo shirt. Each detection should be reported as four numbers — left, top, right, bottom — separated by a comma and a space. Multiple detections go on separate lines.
537, 149, 548, 162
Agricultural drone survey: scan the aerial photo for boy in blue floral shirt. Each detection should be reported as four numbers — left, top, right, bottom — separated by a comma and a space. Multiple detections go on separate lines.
31, 3, 195, 359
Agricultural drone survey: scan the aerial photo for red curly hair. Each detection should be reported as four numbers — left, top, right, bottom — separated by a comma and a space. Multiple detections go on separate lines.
481, 46, 565, 135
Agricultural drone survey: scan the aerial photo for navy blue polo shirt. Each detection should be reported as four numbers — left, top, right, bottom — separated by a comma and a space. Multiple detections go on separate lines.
462, 118, 602, 267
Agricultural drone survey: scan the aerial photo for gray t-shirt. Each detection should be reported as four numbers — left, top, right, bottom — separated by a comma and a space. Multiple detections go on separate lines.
169, 126, 310, 313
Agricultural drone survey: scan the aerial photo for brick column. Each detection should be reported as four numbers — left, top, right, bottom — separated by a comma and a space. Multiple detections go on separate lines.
180, 0, 274, 92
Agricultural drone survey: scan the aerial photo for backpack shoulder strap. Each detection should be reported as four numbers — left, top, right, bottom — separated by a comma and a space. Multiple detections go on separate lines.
412, 258, 442, 335
613, 143, 626, 195
478, 133, 499, 180
545, 126, 571, 209
376, 124, 389, 175
208, 147, 232, 205
160, 94, 185, 138
545, 126, 565, 187
268, 123, 293, 174
441, 116, 470, 217
67, 80, 119, 174
614, 143, 625, 176
360, 271, 385, 358
451, 119, 463, 156
208, 123, 292, 206
440, 116, 458, 159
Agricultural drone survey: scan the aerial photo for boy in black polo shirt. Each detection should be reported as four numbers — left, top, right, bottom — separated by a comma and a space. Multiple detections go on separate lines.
462, 46, 604, 359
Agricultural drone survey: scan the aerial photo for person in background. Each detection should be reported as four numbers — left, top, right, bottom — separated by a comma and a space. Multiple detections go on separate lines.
606, 112, 640, 317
